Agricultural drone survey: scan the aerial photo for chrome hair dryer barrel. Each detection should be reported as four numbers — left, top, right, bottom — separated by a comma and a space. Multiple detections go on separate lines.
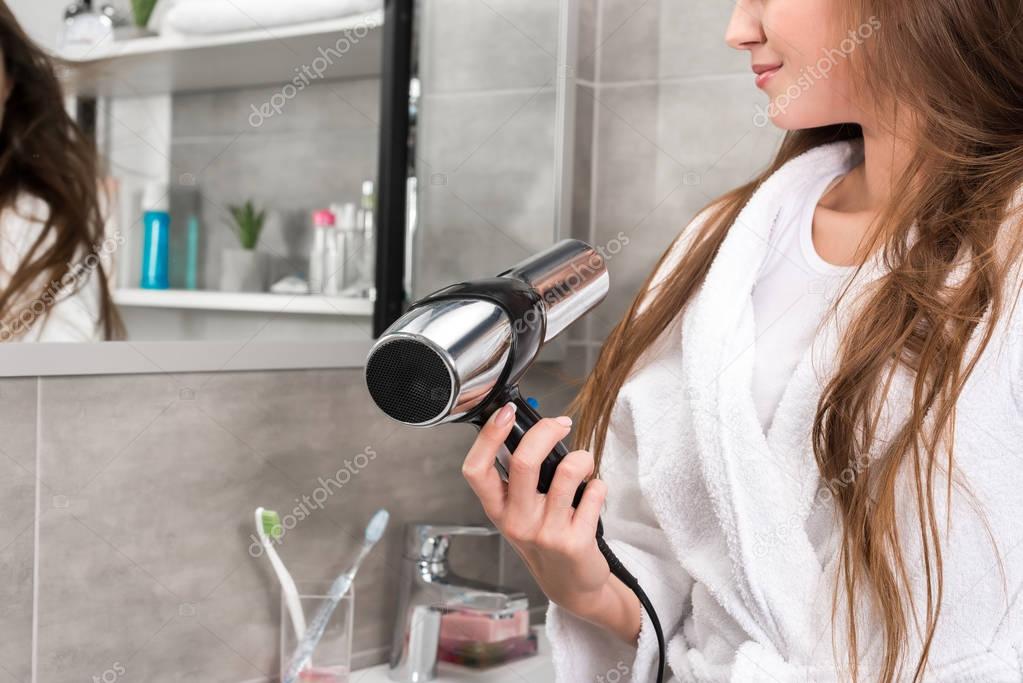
364, 239, 608, 491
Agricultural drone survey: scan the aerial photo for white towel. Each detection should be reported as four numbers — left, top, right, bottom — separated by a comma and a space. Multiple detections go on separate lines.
160, 0, 382, 36
546, 138, 1023, 682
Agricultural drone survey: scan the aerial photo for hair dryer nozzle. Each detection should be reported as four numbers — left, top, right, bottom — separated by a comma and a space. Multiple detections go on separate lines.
365, 298, 512, 426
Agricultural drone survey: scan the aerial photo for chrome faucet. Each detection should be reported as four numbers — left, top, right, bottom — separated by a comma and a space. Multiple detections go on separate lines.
388, 523, 528, 682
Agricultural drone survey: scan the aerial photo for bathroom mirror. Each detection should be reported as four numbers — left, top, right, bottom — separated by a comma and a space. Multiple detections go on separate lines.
1, 0, 575, 375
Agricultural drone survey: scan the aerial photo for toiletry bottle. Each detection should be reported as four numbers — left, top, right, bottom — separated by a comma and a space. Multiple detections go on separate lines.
335, 202, 358, 292
357, 180, 376, 297
309, 209, 335, 295
322, 210, 340, 296
185, 215, 200, 290
140, 183, 170, 290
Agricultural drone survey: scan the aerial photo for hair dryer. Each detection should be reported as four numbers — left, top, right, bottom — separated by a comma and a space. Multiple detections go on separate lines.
364, 238, 609, 492
363, 238, 666, 683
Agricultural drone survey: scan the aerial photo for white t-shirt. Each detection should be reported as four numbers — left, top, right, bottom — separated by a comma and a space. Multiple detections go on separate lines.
750, 170, 855, 432
0, 195, 105, 342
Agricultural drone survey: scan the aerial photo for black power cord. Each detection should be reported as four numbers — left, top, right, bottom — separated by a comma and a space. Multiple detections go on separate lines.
596, 518, 666, 683
493, 394, 667, 682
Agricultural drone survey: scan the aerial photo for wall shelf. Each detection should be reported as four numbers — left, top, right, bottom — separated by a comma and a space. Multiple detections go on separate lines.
114, 288, 374, 317
59, 10, 385, 97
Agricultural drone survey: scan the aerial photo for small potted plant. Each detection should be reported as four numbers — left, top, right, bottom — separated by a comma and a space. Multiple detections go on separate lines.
220, 200, 270, 292
130, 0, 159, 28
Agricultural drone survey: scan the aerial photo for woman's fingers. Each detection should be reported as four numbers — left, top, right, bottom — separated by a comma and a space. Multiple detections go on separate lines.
572, 477, 607, 535
503, 416, 573, 537
461, 402, 517, 521
543, 449, 594, 527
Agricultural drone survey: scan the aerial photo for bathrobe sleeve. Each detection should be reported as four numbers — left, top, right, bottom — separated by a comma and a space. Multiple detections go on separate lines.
545, 210, 714, 683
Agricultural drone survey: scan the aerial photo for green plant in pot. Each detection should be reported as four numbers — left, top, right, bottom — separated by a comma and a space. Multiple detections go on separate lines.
220, 200, 270, 292
130, 0, 159, 28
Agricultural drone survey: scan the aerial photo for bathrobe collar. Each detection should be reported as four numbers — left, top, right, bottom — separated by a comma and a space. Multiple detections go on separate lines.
643, 138, 896, 658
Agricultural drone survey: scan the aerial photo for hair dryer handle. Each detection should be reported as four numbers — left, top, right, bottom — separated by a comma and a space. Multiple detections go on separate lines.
504, 394, 587, 507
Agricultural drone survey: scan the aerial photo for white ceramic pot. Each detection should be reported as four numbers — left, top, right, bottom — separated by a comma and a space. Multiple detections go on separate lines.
219, 248, 269, 292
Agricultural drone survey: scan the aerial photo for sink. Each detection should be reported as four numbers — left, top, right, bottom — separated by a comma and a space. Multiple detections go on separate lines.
353, 626, 554, 682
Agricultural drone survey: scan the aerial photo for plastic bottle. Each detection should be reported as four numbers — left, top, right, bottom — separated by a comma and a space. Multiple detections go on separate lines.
357, 180, 376, 296
309, 209, 335, 295
140, 183, 170, 290
334, 202, 358, 292
322, 212, 340, 296
185, 215, 200, 290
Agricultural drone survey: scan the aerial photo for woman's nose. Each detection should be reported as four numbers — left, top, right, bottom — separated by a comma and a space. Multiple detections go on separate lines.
724, 0, 765, 51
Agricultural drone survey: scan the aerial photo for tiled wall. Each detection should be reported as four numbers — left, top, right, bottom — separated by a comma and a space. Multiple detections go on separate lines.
0, 366, 577, 682
0, 379, 35, 683
569, 0, 785, 365
412, 0, 561, 296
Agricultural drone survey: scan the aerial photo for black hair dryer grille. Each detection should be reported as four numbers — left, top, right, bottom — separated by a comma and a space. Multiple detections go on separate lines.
365, 337, 453, 425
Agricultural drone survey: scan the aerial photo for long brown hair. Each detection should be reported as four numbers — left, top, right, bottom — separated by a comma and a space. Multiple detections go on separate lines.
0, 2, 122, 340
570, 1, 1023, 680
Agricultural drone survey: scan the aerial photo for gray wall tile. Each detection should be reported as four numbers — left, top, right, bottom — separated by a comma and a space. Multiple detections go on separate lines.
572, 84, 595, 244
173, 78, 380, 138
33, 368, 559, 680
418, 0, 559, 94
0, 378, 36, 683
413, 88, 559, 296
595, 0, 749, 83
577, 0, 597, 83
587, 78, 784, 339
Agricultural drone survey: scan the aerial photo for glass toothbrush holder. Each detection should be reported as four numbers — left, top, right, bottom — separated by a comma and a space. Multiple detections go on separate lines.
280, 581, 354, 683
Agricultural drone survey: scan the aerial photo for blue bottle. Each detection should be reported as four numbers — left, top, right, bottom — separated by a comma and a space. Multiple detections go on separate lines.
140, 183, 170, 290
185, 215, 200, 290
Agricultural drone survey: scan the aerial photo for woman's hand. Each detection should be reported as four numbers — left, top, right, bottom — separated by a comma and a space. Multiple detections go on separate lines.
461, 401, 642, 645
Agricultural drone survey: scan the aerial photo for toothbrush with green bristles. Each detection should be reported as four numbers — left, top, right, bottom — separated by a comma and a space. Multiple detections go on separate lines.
255, 507, 306, 640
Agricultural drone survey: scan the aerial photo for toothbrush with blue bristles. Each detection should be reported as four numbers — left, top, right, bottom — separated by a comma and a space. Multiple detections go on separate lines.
282, 509, 390, 683
255, 507, 306, 641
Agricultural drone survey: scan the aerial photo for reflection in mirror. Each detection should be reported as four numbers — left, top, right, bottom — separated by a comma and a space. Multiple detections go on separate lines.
5, 0, 387, 344
1, 0, 571, 382
409, 0, 564, 300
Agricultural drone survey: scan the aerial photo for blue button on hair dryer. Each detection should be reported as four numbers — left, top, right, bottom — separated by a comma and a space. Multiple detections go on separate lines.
364, 239, 666, 683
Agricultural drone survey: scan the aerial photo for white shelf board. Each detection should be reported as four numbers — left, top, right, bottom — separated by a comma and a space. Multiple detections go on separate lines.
59, 11, 384, 97
114, 288, 373, 316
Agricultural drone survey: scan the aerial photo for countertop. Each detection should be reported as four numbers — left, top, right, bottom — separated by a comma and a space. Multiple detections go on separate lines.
351, 627, 554, 682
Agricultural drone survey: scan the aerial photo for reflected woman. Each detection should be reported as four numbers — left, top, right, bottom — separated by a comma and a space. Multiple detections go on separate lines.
0, 4, 121, 341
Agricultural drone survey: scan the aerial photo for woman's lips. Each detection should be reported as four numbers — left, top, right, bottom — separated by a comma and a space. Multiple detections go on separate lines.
754, 64, 782, 88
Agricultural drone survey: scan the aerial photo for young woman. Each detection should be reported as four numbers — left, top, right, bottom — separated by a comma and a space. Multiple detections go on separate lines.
462, 0, 1023, 680
0, 4, 121, 341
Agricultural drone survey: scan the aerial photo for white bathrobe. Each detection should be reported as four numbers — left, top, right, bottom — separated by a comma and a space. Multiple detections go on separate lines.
546, 139, 1023, 682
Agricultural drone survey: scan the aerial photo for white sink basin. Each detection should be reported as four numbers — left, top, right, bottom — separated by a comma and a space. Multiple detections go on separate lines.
352, 626, 554, 682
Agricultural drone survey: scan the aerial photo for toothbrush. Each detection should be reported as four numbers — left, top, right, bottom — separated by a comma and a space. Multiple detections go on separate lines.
282, 509, 390, 683
255, 507, 306, 640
